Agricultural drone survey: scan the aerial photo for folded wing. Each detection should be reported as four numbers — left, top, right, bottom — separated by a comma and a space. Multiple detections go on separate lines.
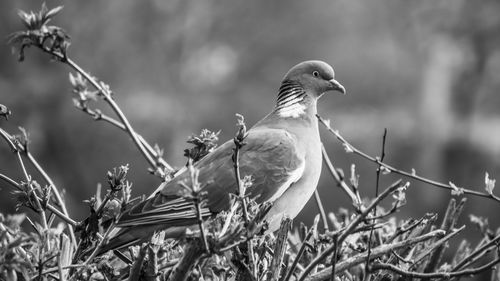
116, 128, 305, 228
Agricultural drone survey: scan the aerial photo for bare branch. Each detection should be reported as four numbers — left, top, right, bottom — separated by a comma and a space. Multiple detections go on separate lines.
317, 114, 500, 203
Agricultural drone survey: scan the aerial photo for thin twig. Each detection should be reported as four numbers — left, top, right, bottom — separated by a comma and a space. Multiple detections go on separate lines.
232, 114, 256, 277
80, 106, 172, 174
452, 233, 500, 271
0, 127, 77, 245
317, 114, 500, 203
411, 225, 466, 268
313, 190, 329, 232
422, 198, 466, 276
40, 47, 172, 177
83, 220, 116, 265
26, 152, 77, 247
364, 128, 387, 280
304, 230, 446, 281
321, 143, 362, 209
15, 149, 48, 230
283, 215, 320, 281
370, 257, 500, 279
298, 180, 405, 281
168, 240, 205, 281
269, 217, 292, 281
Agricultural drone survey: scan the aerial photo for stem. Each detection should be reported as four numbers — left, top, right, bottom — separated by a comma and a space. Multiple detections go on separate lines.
321, 144, 362, 209
269, 217, 292, 281
313, 190, 329, 232
26, 152, 77, 247
40, 47, 173, 176
0, 173, 77, 226
303, 230, 446, 281
0, 127, 77, 246
299, 180, 404, 281
232, 125, 256, 277
15, 150, 48, 230
364, 128, 387, 280
317, 114, 500, 203
283, 216, 318, 281
370, 257, 500, 279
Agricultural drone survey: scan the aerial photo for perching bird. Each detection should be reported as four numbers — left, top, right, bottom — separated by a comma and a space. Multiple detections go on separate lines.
100, 60, 346, 253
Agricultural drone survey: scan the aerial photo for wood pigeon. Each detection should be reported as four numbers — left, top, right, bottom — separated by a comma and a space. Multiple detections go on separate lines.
100, 60, 346, 253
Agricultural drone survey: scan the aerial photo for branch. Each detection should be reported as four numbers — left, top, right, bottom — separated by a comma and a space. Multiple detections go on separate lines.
304, 230, 446, 281
34, 45, 173, 178
168, 240, 204, 281
452, 232, 500, 271
365, 128, 387, 280
0, 127, 77, 246
283, 215, 320, 281
370, 257, 500, 279
317, 114, 500, 203
232, 114, 256, 277
298, 180, 405, 281
313, 190, 329, 232
321, 144, 362, 210
269, 217, 292, 281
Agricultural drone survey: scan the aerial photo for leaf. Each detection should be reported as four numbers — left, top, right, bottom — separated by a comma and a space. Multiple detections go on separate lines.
343, 143, 354, 153
349, 164, 359, 188
449, 181, 464, 196
5, 214, 26, 229
380, 166, 391, 175
45, 5, 64, 20
484, 172, 496, 195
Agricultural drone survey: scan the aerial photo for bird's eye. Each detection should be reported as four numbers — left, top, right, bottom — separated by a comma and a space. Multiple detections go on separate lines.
312, 71, 320, 77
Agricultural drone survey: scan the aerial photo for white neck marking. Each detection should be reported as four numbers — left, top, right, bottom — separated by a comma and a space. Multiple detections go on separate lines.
276, 102, 306, 118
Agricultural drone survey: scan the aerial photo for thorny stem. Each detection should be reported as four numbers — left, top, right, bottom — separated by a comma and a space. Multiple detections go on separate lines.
317, 114, 500, 203
298, 180, 404, 281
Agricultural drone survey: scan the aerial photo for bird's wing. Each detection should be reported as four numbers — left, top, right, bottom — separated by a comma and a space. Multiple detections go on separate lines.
116, 128, 305, 227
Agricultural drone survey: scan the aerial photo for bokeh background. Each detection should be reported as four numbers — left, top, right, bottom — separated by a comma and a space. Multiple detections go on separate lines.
1, 0, 500, 270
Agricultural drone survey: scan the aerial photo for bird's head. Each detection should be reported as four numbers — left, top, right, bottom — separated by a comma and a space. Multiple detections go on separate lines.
282, 60, 346, 98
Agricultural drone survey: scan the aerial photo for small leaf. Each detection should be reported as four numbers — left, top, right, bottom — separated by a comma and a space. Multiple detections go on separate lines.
449, 181, 464, 196
484, 172, 496, 195
380, 166, 391, 175
45, 5, 63, 20
323, 118, 331, 128
342, 143, 354, 153
349, 164, 359, 188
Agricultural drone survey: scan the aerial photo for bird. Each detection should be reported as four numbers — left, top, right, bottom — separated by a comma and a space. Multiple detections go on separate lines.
99, 60, 346, 253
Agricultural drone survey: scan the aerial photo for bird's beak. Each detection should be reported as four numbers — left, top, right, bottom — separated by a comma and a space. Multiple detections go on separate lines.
328, 78, 346, 95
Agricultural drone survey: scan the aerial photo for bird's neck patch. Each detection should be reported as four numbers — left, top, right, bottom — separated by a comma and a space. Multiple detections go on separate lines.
274, 80, 307, 118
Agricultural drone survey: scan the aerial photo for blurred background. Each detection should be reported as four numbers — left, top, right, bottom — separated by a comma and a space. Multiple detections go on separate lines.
1, 0, 500, 263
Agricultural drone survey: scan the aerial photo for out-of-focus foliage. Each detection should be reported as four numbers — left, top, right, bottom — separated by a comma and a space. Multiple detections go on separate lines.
1, 0, 499, 235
